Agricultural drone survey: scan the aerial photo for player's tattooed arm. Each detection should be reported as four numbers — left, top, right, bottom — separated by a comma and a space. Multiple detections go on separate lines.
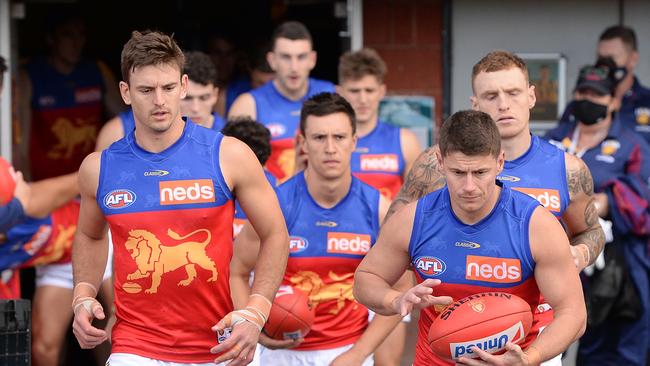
563, 154, 605, 268
384, 146, 446, 223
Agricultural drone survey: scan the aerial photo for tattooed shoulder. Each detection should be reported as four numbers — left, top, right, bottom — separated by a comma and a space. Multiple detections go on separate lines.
402, 145, 446, 200
565, 153, 594, 199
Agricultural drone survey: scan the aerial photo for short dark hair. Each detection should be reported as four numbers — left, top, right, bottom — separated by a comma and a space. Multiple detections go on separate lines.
599, 25, 637, 52
271, 21, 312, 50
0, 56, 6, 73
472, 50, 529, 91
439, 110, 501, 158
221, 117, 272, 165
121, 30, 185, 84
300, 92, 356, 135
338, 48, 387, 84
184, 51, 217, 86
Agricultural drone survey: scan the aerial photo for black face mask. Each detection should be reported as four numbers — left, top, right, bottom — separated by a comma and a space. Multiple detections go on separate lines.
573, 100, 608, 125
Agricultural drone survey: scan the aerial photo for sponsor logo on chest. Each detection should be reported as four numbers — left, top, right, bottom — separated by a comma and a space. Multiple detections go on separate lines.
511, 187, 561, 212
159, 179, 215, 205
360, 154, 399, 172
326, 232, 371, 255
465, 255, 521, 283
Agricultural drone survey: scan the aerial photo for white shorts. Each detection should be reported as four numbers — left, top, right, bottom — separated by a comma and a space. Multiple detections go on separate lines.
259, 343, 373, 366
107, 348, 262, 366
35, 241, 113, 289
541, 354, 562, 366
368, 309, 412, 323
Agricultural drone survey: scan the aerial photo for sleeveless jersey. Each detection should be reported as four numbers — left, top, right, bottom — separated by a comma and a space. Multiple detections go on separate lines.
120, 110, 224, 135
276, 172, 380, 350
233, 170, 276, 238
498, 135, 570, 217
251, 78, 335, 182
98, 121, 235, 362
351, 122, 405, 199
410, 185, 542, 365
27, 57, 106, 180
0, 200, 79, 271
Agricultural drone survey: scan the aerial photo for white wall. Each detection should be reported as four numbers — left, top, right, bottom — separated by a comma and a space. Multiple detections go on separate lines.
451, 0, 650, 119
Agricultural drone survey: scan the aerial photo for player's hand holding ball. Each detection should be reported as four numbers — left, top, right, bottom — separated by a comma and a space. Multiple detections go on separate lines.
392, 278, 453, 316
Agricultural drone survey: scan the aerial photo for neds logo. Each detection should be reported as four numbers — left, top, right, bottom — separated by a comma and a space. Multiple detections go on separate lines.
159, 179, 215, 205
327, 232, 371, 255
360, 154, 399, 172
512, 187, 561, 212
466, 255, 521, 283
415, 256, 446, 276
289, 237, 309, 253
104, 189, 136, 209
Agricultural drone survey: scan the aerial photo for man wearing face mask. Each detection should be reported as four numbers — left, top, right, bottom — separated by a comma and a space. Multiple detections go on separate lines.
560, 25, 650, 145
546, 64, 650, 366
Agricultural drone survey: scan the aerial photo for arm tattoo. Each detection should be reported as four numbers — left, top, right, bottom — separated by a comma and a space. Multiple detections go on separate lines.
384, 147, 446, 222
566, 155, 604, 265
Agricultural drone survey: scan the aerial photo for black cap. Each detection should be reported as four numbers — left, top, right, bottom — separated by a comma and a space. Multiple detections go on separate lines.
575, 65, 614, 96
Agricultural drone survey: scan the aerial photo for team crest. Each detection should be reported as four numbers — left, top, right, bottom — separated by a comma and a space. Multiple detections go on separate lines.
636, 107, 650, 125
600, 139, 620, 156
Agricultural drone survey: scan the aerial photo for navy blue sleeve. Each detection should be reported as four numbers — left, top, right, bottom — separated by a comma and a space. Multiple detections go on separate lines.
0, 198, 26, 232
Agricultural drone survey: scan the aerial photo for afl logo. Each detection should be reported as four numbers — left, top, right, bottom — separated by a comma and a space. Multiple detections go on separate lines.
415, 256, 446, 276
266, 123, 286, 138
289, 236, 308, 253
103, 189, 136, 209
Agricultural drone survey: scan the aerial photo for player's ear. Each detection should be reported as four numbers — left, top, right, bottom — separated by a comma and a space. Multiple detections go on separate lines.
119, 81, 131, 105
435, 148, 444, 171
180, 74, 188, 99
496, 150, 505, 174
470, 95, 479, 111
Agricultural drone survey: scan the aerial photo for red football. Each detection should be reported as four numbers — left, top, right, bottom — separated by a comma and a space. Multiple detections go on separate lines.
264, 286, 315, 340
428, 292, 533, 360
0, 157, 16, 205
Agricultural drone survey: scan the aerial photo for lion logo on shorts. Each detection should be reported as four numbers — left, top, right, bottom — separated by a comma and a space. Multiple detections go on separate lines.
124, 228, 218, 294
289, 270, 356, 315
47, 118, 97, 159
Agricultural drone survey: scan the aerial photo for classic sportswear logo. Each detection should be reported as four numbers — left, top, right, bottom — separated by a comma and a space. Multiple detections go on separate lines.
159, 179, 215, 205
144, 169, 169, 177
512, 187, 561, 212
104, 189, 136, 209
327, 232, 370, 255
360, 154, 399, 172
415, 256, 446, 276
466, 255, 521, 283
289, 236, 309, 253
450, 321, 526, 359
455, 241, 481, 249
497, 175, 520, 182
316, 221, 338, 227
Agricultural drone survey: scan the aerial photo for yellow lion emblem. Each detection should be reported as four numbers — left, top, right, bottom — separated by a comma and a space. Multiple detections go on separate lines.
124, 228, 218, 294
48, 118, 97, 159
290, 270, 356, 315
276, 148, 296, 183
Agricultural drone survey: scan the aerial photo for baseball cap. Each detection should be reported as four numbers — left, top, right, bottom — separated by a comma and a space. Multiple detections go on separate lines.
575, 65, 614, 96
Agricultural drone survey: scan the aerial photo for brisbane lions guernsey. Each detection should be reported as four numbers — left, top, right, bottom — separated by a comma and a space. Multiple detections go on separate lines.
98, 121, 234, 363
27, 57, 106, 180
351, 122, 405, 199
276, 172, 380, 350
410, 184, 542, 365
498, 135, 570, 217
250, 78, 335, 182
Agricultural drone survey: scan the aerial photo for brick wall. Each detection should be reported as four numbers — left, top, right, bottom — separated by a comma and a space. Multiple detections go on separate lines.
363, 0, 445, 130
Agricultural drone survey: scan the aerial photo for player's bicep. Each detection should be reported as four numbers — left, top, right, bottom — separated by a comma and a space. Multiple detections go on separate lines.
76, 154, 107, 240
400, 129, 423, 181
530, 207, 583, 310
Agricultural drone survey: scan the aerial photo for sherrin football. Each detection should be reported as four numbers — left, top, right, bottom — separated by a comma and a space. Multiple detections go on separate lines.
427, 292, 533, 360
264, 286, 315, 340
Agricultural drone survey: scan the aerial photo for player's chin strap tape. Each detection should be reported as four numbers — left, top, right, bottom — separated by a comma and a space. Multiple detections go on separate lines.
222, 294, 273, 332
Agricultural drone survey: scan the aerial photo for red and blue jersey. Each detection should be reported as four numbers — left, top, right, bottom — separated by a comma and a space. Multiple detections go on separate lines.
351, 122, 405, 199
27, 57, 106, 180
250, 79, 335, 182
276, 172, 380, 350
98, 120, 235, 363
498, 135, 570, 218
409, 185, 542, 365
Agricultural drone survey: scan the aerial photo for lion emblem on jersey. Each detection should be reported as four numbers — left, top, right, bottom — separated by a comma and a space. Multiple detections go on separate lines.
289, 270, 356, 315
276, 149, 296, 183
48, 118, 97, 159
124, 228, 218, 294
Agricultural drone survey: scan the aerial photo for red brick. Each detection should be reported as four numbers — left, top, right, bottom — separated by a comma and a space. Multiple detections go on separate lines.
415, 0, 443, 45
363, 0, 390, 45
392, 1, 415, 45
